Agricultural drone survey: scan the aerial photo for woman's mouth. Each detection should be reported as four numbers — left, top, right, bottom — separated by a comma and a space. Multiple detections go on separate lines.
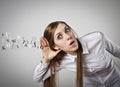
69, 41, 75, 46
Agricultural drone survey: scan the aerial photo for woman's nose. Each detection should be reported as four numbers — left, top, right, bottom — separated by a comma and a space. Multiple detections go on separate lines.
64, 33, 71, 40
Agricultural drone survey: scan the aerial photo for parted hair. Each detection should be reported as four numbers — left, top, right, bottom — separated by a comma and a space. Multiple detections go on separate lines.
42, 21, 83, 87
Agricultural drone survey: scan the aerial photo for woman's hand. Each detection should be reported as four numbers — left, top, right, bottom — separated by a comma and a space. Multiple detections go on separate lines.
40, 37, 61, 63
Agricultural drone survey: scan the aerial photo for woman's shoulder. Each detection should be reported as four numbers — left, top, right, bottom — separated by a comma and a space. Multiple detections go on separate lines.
79, 31, 104, 41
78, 31, 105, 50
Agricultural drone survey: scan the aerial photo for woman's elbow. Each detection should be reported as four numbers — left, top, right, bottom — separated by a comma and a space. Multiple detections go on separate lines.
33, 75, 43, 83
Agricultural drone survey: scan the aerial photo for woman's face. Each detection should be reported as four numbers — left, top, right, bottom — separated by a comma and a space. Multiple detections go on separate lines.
53, 23, 78, 55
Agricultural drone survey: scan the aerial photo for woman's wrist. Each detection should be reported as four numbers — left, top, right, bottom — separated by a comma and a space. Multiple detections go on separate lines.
41, 58, 50, 63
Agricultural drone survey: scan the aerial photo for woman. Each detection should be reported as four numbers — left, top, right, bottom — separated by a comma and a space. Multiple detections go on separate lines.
33, 21, 120, 87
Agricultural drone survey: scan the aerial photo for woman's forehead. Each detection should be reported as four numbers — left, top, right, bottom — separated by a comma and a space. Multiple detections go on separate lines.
54, 23, 66, 35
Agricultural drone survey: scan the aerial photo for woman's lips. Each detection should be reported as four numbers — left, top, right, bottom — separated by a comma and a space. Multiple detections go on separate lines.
69, 41, 75, 46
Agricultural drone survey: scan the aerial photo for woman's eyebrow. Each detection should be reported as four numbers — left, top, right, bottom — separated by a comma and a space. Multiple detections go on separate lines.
64, 25, 69, 29
56, 32, 61, 37
55, 25, 67, 37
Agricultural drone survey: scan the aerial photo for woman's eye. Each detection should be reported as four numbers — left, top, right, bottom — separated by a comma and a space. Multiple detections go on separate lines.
65, 28, 71, 33
57, 34, 63, 40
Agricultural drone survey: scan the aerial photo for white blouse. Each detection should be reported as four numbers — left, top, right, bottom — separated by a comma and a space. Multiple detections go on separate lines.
33, 31, 120, 87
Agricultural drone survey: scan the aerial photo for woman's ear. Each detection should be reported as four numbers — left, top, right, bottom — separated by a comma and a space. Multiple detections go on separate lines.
53, 45, 60, 51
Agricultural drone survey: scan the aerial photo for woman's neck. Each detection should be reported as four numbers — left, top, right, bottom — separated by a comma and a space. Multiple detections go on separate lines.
67, 51, 77, 55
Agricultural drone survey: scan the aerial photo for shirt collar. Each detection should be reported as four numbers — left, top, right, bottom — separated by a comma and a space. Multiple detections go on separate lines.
79, 38, 89, 54
64, 38, 89, 61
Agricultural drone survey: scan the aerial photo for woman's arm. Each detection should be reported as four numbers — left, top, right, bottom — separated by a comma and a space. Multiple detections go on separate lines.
102, 32, 120, 58
33, 37, 61, 82
33, 62, 50, 82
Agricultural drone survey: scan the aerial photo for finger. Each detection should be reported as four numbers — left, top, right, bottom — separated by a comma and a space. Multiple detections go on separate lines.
56, 48, 61, 54
40, 37, 44, 49
41, 37, 47, 47
40, 37, 49, 50
43, 37, 49, 47
42, 38, 47, 47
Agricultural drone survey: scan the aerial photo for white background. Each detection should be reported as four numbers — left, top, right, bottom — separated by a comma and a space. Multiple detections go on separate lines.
0, 0, 120, 87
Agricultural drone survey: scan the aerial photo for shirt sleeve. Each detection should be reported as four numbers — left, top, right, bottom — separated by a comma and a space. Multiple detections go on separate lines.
33, 62, 50, 82
102, 32, 120, 58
